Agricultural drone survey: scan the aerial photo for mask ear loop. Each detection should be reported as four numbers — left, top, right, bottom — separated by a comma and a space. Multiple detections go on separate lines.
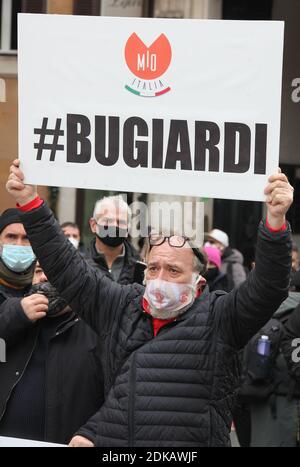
143, 268, 148, 286
193, 273, 207, 295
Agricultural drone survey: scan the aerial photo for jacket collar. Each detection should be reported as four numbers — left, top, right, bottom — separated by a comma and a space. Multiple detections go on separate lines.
89, 238, 138, 270
44, 310, 79, 335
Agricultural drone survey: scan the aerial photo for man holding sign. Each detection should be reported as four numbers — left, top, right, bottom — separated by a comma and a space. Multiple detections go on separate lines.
6, 160, 293, 447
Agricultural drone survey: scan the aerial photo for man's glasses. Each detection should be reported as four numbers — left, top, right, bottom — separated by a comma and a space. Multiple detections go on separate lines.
149, 234, 206, 266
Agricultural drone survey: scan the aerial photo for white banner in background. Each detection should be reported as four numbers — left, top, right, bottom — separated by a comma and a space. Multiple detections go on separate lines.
18, 15, 284, 201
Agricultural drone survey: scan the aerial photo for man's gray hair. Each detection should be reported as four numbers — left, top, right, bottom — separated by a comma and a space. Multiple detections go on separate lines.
93, 195, 132, 221
193, 254, 205, 274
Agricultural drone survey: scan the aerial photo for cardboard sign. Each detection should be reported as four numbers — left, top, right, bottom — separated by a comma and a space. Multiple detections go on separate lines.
18, 14, 284, 201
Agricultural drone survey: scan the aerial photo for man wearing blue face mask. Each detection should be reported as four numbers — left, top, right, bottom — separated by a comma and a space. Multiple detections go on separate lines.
0, 209, 36, 305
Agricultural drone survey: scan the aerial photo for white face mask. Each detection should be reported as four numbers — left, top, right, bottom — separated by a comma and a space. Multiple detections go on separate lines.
68, 237, 79, 249
144, 274, 200, 320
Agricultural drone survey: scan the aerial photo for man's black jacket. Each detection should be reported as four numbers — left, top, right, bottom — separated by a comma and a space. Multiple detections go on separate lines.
0, 298, 104, 444
86, 238, 140, 284
19, 203, 291, 447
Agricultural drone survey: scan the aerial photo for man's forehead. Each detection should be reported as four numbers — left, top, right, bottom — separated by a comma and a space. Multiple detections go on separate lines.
149, 242, 194, 263
63, 225, 79, 234
1, 223, 26, 235
207, 236, 223, 245
98, 203, 128, 218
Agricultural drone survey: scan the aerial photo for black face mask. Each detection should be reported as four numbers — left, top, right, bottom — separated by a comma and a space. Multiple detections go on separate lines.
96, 225, 127, 248
29, 282, 68, 317
204, 267, 219, 282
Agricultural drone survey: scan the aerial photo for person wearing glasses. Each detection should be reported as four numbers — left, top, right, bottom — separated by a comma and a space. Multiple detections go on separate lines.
6, 160, 293, 448
86, 195, 141, 285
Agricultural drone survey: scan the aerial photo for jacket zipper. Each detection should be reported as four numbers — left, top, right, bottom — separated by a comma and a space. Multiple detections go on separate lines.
0, 329, 40, 421
0, 315, 77, 427
128, 352, 137, 447
156, 320, 177, 336
44, 346, 49, 441
43, 317, 78, 440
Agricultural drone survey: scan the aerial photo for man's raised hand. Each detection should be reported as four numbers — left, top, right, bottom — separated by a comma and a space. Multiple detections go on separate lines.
264, 171, 294, 229
6, 159, 38, 206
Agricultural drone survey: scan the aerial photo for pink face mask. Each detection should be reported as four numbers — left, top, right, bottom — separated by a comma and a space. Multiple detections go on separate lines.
143, 276, 199, 320
204, 241, 217, 249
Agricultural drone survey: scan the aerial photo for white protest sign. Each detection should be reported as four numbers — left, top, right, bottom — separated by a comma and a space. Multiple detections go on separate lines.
18, 15, 284, 201
0, 436, 66, 447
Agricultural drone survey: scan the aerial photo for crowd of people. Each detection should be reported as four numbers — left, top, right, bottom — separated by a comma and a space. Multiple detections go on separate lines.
0, 159, 299, 447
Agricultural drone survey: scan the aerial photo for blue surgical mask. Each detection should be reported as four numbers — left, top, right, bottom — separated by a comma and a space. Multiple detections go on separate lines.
1, 245, 36, 272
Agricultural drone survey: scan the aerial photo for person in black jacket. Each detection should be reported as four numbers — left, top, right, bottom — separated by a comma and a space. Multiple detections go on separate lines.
0, 208, 36, 306
6, 160, 293, 447
279, 296, 300, 446
236, 286, 300, 447
87, 195, 140, 284
0, 261, 104, 445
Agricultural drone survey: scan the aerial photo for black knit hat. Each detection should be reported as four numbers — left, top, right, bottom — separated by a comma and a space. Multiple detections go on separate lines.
0, 208, 22, 234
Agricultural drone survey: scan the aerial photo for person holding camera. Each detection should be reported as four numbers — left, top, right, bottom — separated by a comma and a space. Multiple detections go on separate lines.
0, 261, 104, 445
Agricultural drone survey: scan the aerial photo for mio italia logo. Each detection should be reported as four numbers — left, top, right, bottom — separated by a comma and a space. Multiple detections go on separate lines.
124, 33, 172, 97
